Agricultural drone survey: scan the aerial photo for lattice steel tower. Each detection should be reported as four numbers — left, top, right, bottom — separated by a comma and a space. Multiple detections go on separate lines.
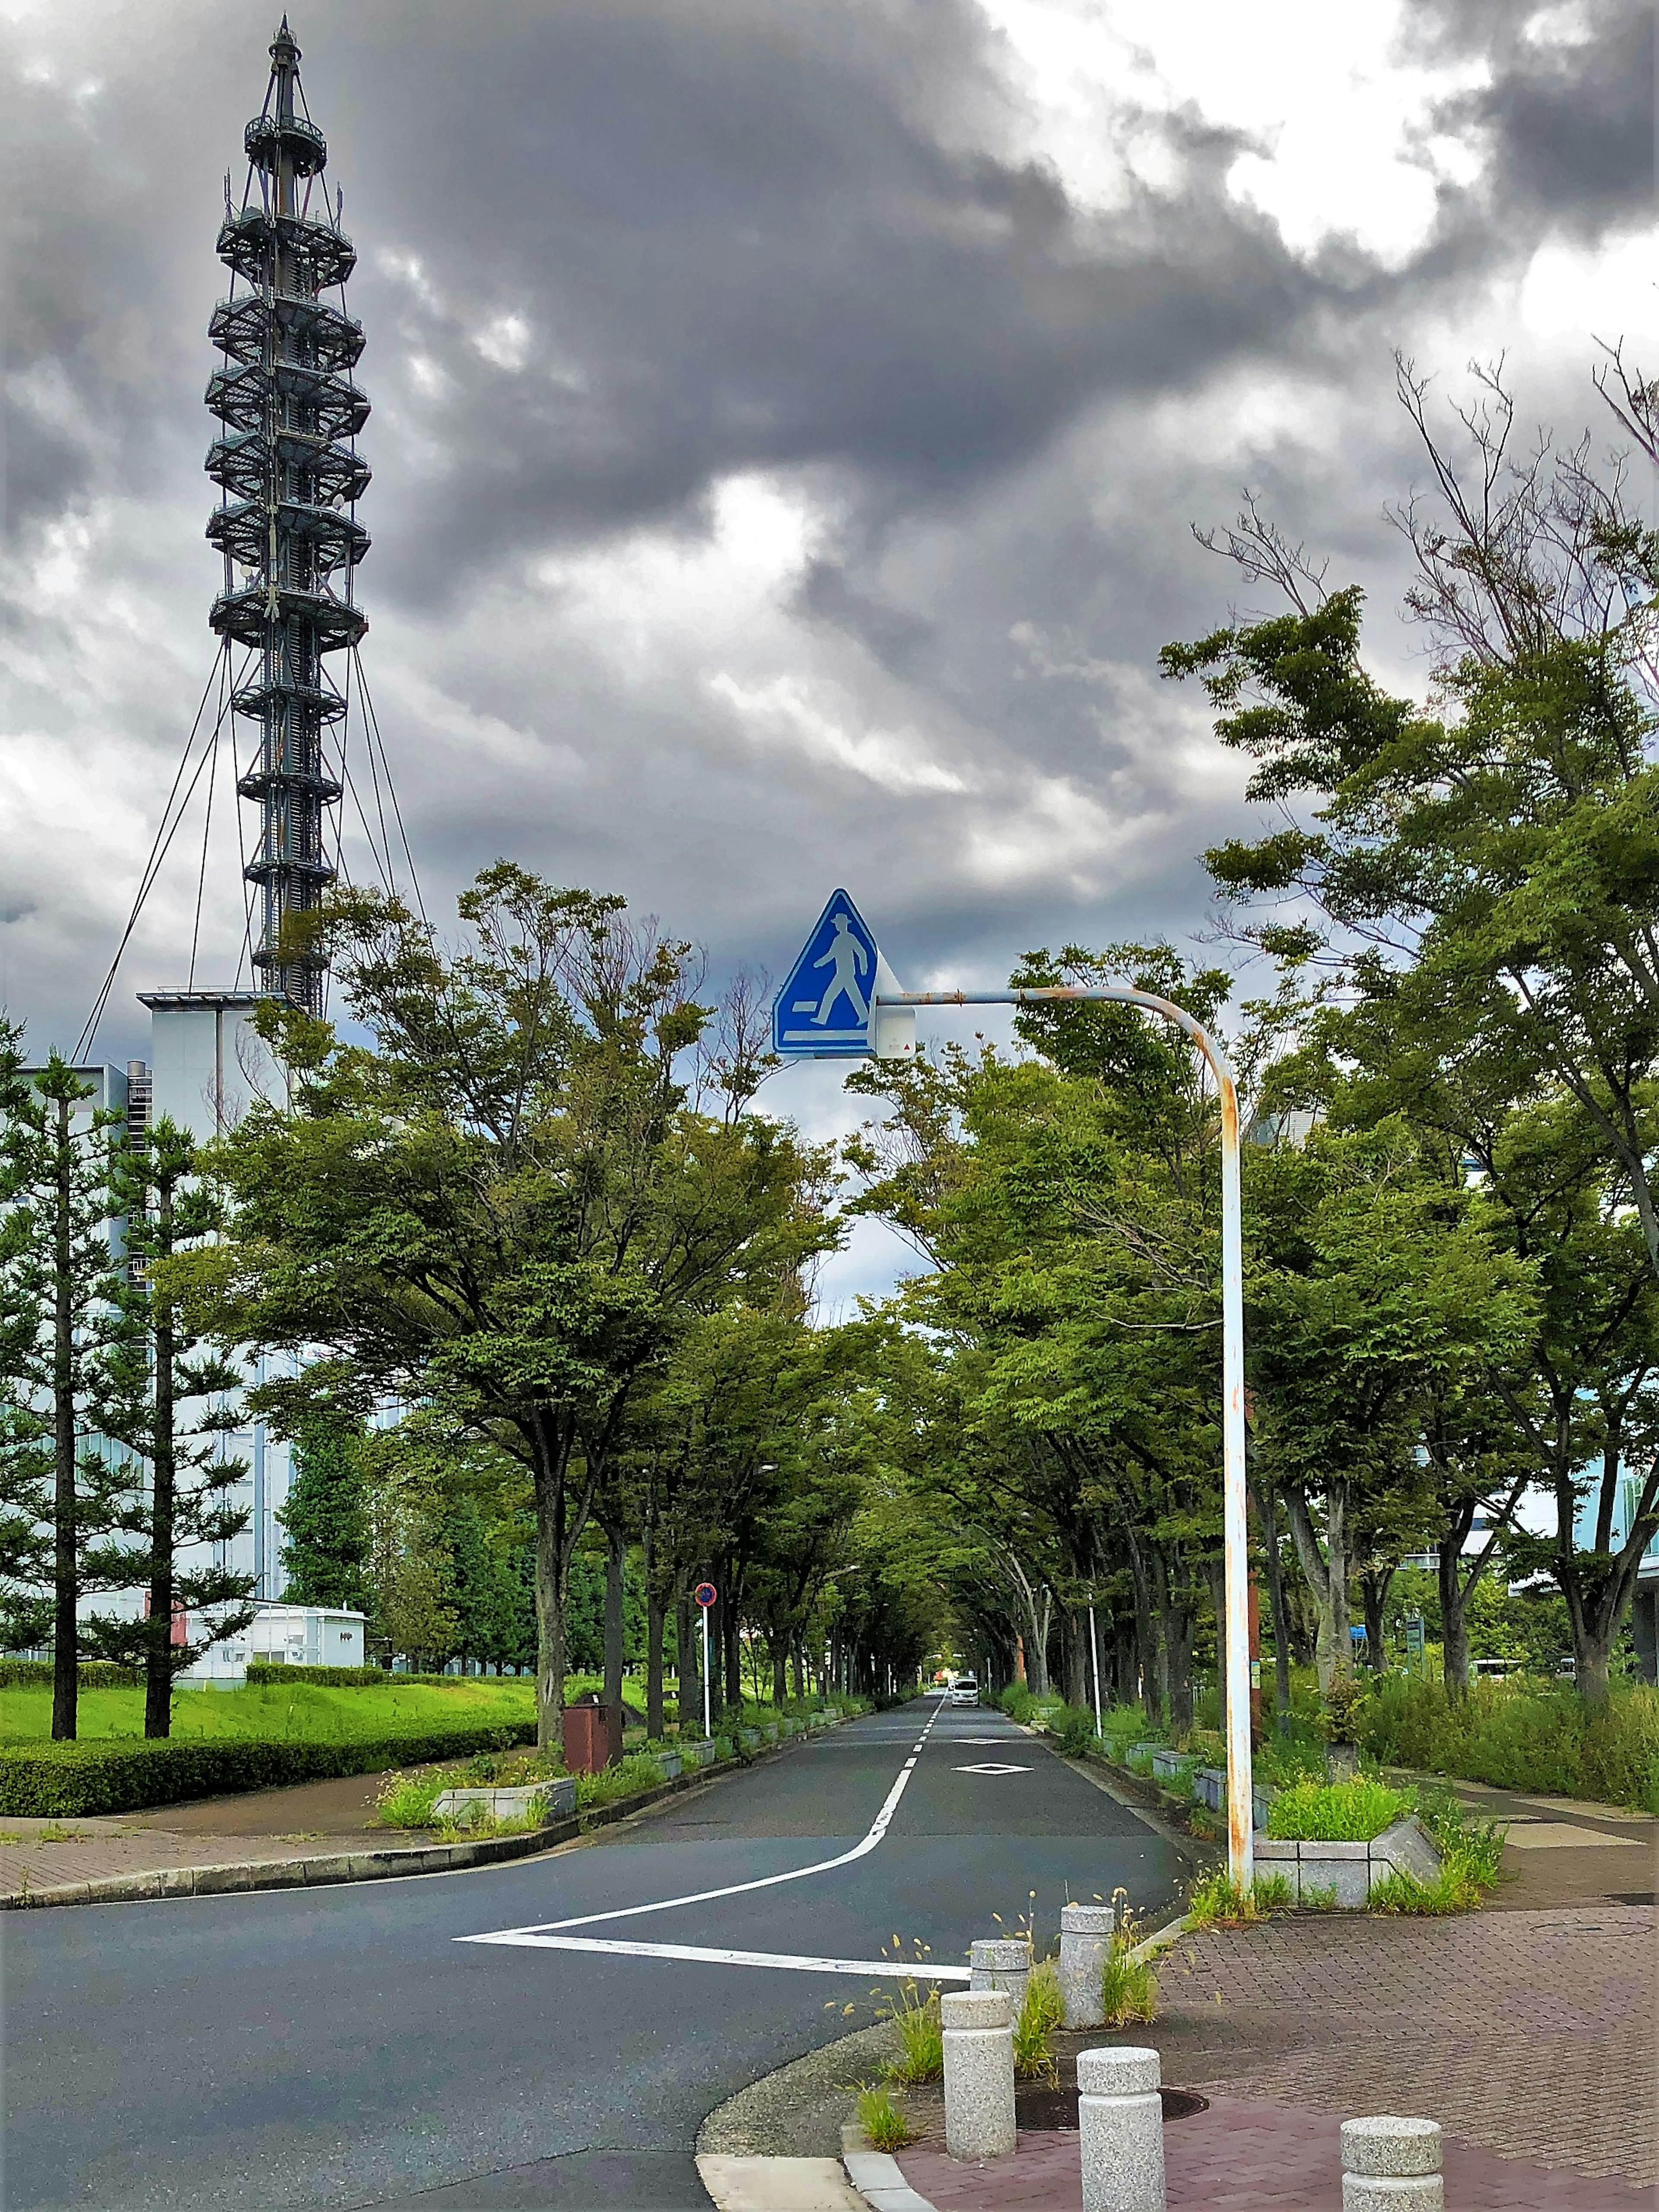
207, 18, 369, 1013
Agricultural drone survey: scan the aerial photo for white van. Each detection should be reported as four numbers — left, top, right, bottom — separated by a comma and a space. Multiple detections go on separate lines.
949, 1674, 979, 1707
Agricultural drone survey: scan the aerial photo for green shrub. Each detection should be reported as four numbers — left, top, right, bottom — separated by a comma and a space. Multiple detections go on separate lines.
0, 1661, 140, 1690
245, 1664, 540, 1687
0, 1720, 538, 1818
1266, 1778, 1411, 1842
855, 2085, 912, 2152
575, 1751, 665, 1811
1321, 1672, 1370, 1743
999, 1682, 1036, 1724
1048, 1703, 1099, 1758
1359, 1674, 1659, 1812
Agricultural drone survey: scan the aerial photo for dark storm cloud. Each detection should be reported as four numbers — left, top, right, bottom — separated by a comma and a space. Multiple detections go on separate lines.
320, 0, 1321, 601
2, 0, 1654, 1104
1408, 0, 1653, 237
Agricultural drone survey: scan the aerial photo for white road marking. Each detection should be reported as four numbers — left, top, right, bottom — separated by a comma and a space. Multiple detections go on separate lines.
954, 1762, 1030, 1775
459, 1695, 950, 1946
463, 1931, 975, 1979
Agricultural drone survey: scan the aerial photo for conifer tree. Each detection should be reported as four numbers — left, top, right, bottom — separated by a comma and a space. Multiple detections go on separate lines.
86, 1114, 257, 1735
0, 1041, 135, 1739
279, 1425, 371, 1614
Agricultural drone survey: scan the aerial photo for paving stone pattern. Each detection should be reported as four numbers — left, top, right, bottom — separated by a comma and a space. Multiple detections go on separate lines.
0, 1819, 320, 1899
897, 2096, 1654, 2210
1153, 1905, 1653, 2186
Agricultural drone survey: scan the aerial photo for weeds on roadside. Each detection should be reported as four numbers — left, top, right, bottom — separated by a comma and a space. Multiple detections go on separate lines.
855, 2085, 913, 2151
1300, 1882, 1342, 1911
872, 1938, 946, 2084
1012, 1960, 1064, 2083
1265, 1778, 1411, 1842
1366, 1788, 1507, 1914
1185, 1868, 1292, 1929
1100, 1922, 1159, 2027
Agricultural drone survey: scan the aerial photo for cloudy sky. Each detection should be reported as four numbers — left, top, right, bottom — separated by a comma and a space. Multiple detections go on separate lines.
1, 0, 1654, 1300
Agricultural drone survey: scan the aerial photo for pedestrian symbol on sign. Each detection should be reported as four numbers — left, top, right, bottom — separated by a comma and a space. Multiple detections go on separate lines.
773, 889, 911, 1060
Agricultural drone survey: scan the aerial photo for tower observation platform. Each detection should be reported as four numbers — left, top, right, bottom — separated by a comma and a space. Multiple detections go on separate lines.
207, 17, 369, 1014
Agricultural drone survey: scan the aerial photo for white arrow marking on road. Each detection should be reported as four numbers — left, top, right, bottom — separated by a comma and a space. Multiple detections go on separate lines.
459, 1695, 950, 1948
953, 1763, 1030, 1774
462, 1931, 974, 1979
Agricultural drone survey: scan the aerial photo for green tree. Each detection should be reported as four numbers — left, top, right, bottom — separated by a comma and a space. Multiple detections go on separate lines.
280, 1425, 371, 1614
170, 868, 830, 1744
84, 1114, 257, 1736
0, 1041, 135, 1739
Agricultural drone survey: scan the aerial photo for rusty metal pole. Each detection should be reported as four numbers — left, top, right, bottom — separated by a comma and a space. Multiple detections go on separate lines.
876, 984, 1255, 1887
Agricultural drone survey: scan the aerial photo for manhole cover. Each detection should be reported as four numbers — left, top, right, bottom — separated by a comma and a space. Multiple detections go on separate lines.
1013, 2085, 1209, 2133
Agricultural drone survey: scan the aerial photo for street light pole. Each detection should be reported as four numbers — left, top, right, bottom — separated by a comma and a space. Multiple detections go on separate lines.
875, 983, 1254, 1887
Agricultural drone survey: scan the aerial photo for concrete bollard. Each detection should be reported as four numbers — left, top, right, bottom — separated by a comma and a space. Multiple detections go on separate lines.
1059, 1902, 1119, 2029
1341, 2117, 1443, 2211
1078, 2045, 1165, 2212
941, 1988, 1017, 2160
969, 1936, 1032, 2016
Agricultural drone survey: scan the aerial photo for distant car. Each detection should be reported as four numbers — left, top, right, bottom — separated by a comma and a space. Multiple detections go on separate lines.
949, 1675, 979, 1706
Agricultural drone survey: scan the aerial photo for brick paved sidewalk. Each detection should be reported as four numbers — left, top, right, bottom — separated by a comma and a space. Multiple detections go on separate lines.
887, 1904, 1653, 2207
897, 2096, 1653, 2209
0, 1815, 343, 1900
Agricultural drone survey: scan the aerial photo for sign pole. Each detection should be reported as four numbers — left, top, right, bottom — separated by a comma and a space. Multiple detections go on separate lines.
693, 1580, 717, 1741
1087, 1604, 1103, 1739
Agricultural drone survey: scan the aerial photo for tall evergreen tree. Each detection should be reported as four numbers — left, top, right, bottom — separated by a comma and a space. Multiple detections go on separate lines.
0, 1043, 135, 1739
279, 1425, 371, 1614
86, 1115, 257, 1736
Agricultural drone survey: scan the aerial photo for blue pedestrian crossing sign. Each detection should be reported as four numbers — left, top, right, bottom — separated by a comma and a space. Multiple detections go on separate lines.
774, 889, 913, 1060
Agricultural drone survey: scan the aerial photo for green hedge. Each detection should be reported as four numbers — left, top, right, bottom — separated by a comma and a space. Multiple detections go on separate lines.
0, 1661, 141, 1690
243, 1664, 539, 1688
0, 1720, 539, 1818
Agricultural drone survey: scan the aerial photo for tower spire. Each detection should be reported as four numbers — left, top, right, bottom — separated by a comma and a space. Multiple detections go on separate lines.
207, 21, 370, 1014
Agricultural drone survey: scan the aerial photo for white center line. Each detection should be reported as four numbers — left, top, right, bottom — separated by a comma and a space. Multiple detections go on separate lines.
460, 1694, 950, 1945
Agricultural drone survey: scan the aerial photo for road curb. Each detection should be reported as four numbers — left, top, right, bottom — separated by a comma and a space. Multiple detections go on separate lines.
842, 2124, 937, 2212
0, 1716, 849, 1910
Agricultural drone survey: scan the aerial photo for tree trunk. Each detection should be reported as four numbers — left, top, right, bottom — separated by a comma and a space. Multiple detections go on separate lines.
772, 1641, 788, 1710
676, 1581, 699, 1737
791, 1637, 805, 1700
1440, 1544, 1471, 1703
603, 1522, 626, 1726
51, 1097, 77, 1744
1250, 1474, 1294, 1729
1283, 1479, 1352, 1690
645, 1579, 665, 1743
723, 1587, 742, 1712
1062, 1611, 1087, 1707
1166, 1597, 1195, 1735
144, 1195, 177, 1741
1360, 1566, 1392, 1673
1124, 1535, 1160, 1724
532, 1445, 570, 1752
1205, 1553, 1227, 1722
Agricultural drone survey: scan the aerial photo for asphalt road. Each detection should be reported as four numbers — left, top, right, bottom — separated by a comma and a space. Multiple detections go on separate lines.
3, 1699, 1186, 2212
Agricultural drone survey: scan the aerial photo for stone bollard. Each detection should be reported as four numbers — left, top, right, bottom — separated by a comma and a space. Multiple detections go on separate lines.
1077, 2045, 1165, 2212
1341, 2117, 1443, 2211
969, 1936, 1032, 2016
941, 1988, 1017, 2160
1059, 1902, 1119, 2029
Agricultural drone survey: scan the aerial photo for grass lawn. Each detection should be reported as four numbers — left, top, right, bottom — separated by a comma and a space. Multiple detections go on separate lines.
0, 1676, 537, 1746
